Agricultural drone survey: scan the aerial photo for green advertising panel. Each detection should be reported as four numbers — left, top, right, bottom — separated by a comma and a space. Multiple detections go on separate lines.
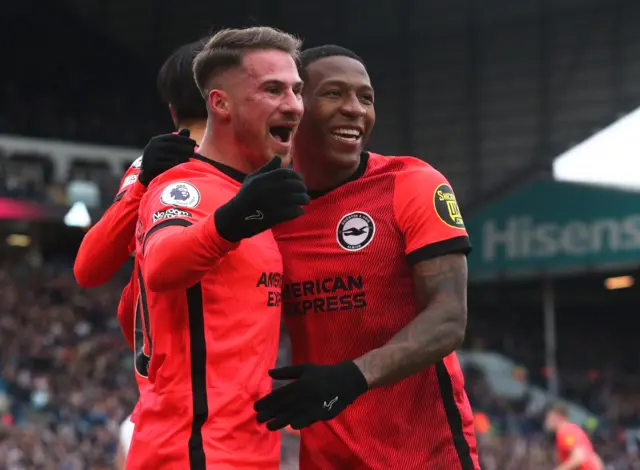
465, 180, 640, 281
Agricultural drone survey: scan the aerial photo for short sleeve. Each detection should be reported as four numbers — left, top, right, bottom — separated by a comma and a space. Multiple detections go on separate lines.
393, 165, 471, 265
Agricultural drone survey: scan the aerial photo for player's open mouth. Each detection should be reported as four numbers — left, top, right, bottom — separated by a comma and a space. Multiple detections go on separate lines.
331, 127, 363, 143
269, 126, 294, 143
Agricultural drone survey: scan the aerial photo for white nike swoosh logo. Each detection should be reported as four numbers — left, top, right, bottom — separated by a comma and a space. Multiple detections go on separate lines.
245, 210, 264, 221
323, 396, 338, 410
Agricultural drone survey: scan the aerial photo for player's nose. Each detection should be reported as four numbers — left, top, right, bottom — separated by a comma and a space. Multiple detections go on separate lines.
280, 89, 304, 118
340, 94, 366, 118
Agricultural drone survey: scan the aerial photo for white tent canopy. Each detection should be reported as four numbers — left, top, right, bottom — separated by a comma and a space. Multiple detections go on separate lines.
552, 106, 640, 191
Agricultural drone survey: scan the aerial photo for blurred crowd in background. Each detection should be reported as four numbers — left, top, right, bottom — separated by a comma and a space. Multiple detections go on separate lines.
0, 257, 639, 469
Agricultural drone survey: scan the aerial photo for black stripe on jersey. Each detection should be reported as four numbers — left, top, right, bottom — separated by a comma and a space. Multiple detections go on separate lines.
138, 216, 209, 467
142, 218, 193, 255
435, 361, 475, 470
114, 190, 126, 202
406, 236, 472, 266
186, 282, 208, 470
136, 268, 153, 353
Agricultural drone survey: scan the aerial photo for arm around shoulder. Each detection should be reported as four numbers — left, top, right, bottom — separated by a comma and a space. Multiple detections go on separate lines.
353, 253, 468, 388
74, 173, 146, 288
353, 164, 471, 388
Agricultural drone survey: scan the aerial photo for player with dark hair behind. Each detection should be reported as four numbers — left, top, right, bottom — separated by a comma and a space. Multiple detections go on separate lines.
254, 45, 480, 469
127, 27, 308, 470
74, 38, 207, 290
157, 39, 209, 142
73, 39, 207, 468
545, 404, 604, 470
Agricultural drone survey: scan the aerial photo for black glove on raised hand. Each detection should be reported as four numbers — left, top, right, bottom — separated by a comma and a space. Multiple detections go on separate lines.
214, 156, 310, 242
254, 361, 369, 431
138, 129, 195, 186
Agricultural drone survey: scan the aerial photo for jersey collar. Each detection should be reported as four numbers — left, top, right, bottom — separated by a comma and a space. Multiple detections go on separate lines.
191, 154, 246, 184
308, 152, 370, 200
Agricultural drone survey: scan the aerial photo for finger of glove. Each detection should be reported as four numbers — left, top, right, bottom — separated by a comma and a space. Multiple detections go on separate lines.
249, 169, 303, 189
256, 393, 300, 422
263, 192, 310, 209
249, 190, 308, 212
260, 180, 309, 201
254, 381, 301, 412
155, 154, 193, 167
148, 142, 195, 157
160, 130, 194, 142
253, 156, 282, 175
156, 135, 197, 151
269, 206, 305, 226
267, 177, 308, 195
266, 409, 303, 431
290, 192, 311, 206
269, 364, 306, 380
290, 413, 321, 430
259, 185, 309, 208
248, 177, 306, 200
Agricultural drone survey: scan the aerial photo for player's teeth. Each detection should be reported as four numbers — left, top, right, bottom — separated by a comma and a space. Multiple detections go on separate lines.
334, 128, 360, 136
332, 129, 361, 141
333, 134, 358, 142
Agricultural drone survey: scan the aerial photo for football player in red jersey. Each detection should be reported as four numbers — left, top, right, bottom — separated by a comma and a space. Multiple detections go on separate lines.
545, 404, 604, 470
74, 38, 208, 289
73, 39, 207, 468
255, 45, 480, 469
127, 27, 308, 470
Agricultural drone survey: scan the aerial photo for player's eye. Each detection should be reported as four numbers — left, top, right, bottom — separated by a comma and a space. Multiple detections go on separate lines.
360, 94, 374, 105
323, 89, 341, 98
266, 86, 280, 95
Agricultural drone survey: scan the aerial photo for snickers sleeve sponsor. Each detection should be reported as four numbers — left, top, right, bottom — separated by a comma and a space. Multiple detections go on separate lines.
393, 166, 471, 265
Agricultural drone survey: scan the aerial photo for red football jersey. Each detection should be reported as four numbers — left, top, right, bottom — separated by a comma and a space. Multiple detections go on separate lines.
556, 422, 602, 470
74, 137, 199, 288
127, 155, 281, 470
74, 157, 143, 288
116, 261, 152, 425
273, 152, 479, 470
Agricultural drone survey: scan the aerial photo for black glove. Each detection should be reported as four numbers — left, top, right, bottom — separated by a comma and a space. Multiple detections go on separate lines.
138, 129, 195, 186
214, 156, 310, 242
254, 361, 368, 431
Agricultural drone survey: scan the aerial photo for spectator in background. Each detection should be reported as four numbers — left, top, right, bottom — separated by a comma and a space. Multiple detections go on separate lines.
544, 404, 603, 470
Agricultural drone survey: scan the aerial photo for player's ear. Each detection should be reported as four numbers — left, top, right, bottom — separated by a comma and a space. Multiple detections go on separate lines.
168, 104, 178, 129
208, 89, 230, 118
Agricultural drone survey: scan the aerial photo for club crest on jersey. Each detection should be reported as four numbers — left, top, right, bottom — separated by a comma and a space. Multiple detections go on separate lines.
433, 184, 465, 229
336, 212, 375, 251
131, 156, 143, 169
160, 182, 201, 208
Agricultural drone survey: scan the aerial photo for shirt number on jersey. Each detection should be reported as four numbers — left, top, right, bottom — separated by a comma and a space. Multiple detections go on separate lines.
134, 270, 153, 378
